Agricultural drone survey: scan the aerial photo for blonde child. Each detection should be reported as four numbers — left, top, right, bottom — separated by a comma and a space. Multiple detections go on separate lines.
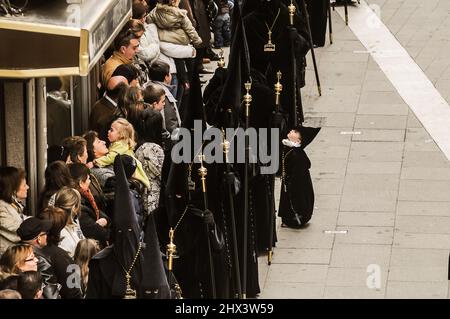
147, 0, 203, 47
93, 118, 150, 188
74, 239, 100, 297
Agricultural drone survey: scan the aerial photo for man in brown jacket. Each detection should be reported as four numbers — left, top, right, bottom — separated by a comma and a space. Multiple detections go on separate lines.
89, 76, 129, 143
102, 31, 140, 87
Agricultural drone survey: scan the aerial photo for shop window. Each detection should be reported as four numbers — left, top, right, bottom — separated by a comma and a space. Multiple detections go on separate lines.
45, 76, 72, 164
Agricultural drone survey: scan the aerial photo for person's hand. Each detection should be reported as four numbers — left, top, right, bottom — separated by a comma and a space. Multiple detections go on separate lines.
202, 209, 215, 227
96, 218, 108, 227
272, 111, 284, 128
86, 162, 94, 169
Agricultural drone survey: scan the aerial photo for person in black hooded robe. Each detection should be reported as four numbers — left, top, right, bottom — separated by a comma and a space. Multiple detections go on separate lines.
243, 0, 310, 127
305, 0, 328, 47
86, 155, 170, 299
278, 126, 320, 228
245, 69, 286, 254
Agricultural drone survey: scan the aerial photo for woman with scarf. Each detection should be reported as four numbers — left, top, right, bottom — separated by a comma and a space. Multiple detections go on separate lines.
69, 163, 111, 249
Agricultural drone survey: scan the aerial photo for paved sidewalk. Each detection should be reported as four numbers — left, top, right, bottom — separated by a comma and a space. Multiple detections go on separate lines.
258, 2, 450, 299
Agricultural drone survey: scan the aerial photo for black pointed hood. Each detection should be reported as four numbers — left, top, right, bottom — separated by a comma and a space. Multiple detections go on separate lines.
216, 0, 251, 128
140, 214, 171, 299
111, 154, 141, 297
296, 126, 321, 149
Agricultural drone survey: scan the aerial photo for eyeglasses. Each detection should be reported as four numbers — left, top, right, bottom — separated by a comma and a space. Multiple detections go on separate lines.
24, 255, 37, 263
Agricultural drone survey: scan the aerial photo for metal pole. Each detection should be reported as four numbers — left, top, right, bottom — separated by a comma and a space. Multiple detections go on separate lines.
222, 131, 242, 298
35, 78, 47, 195
344, 0, 348, 25
242, 82, 252, 299
26, 79, 37, 216
268, 72, 283, 265
198, 154, 217, 299
328, 0, 333, 44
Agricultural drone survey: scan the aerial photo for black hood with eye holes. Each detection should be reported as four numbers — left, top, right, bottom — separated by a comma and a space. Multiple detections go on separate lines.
110, 154, 142, 297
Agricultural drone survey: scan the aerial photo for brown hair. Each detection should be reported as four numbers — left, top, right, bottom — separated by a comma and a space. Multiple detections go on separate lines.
39, 206, 68, 245
0, 167, 26, 204
62, 136, 87, 164
74, 239, 100, 294
68, 163, 90, 187
82, 131, 98, 163
54, 187, 81, 226
123, 19, 145, 36
143, 83, 165, 105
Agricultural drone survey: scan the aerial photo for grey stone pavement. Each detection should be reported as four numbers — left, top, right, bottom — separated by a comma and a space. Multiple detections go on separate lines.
259, 1, 450, 299
203, 0, 450, 298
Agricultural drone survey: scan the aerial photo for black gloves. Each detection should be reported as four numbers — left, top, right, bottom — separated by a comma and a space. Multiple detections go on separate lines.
223, 171, 241, 195
203, 209, 215, 227
271, 111, 285, 128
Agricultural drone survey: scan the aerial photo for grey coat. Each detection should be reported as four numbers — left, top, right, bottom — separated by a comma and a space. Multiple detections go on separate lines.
0, 199, 25, 255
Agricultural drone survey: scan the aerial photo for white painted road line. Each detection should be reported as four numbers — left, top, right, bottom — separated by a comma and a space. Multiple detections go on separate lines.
335, 0, 450, 160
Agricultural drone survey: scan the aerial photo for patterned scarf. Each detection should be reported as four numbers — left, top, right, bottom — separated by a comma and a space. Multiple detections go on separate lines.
79, 188, 100, 221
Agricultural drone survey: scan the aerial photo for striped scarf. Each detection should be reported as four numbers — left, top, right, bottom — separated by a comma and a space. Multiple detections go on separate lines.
79, 188, 100, 221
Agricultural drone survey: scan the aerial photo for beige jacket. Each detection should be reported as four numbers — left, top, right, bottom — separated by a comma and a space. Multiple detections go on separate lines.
102, 51, 131, 87
147, 4, 202, 47
0, 200, 25, 256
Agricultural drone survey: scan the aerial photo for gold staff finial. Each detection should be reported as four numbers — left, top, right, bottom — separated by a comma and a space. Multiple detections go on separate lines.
167, 228, 177, 272
243, 82, 252, 118
197, 153, 207, 193
288, 0, 296, 26
221, 129, 230, 163
274, 71, 283, 108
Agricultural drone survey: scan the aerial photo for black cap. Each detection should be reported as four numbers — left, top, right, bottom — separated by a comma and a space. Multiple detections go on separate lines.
16, 217, 52, 241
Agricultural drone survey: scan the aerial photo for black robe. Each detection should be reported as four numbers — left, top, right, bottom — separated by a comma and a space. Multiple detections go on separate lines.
86, 156, 170, 299
305, 0, 328, 47
243, 0, 310, 126
163, 159, 232, 299
278, 126, 320, 228
247, 71, 282, 254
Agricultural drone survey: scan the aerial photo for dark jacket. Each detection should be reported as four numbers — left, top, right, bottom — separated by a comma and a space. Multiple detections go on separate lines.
34, 246, 61, 299
41, 244, 82, 299
89, 96, 125, 142
191, 0, 211, 48
89, 173, 109, 216
78, 195, 111, 248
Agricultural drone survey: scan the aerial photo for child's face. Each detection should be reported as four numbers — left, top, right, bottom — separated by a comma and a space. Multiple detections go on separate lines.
152, 94, 166, 111
287, 130, 301, 144
108, 123, 121, 143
